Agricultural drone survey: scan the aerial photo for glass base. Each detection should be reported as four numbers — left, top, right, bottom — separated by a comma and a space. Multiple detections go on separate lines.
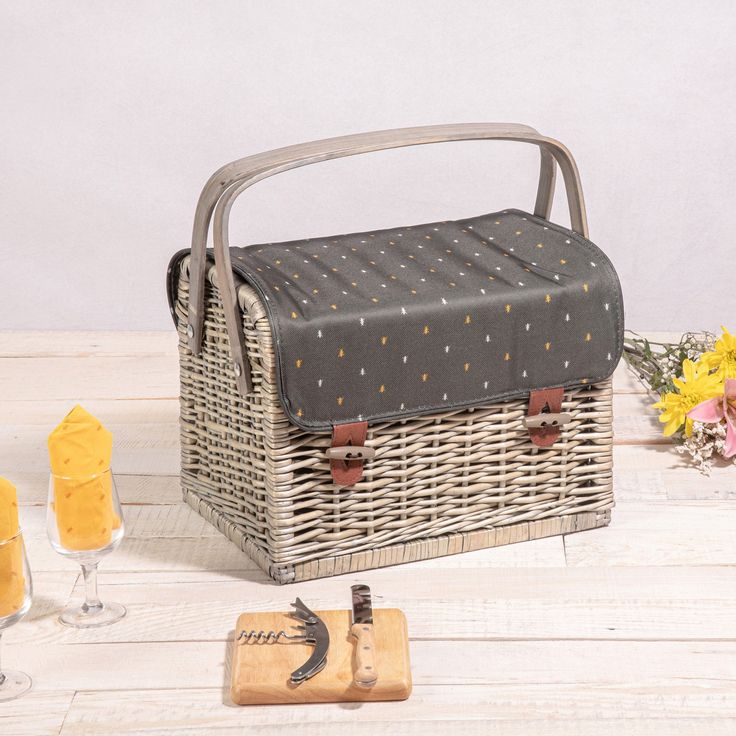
59, 601, 126, 628
0, 670, 32, 701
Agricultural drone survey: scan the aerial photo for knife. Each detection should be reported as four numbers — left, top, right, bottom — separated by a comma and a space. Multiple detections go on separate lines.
350, 584, 378, 688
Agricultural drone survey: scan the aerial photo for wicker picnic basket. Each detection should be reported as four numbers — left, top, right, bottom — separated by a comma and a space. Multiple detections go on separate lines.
166, 124, 623, 584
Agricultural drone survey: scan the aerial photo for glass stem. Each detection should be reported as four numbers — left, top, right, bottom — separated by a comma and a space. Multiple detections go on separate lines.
81, 562, 103, 614
0, 630, 5, 687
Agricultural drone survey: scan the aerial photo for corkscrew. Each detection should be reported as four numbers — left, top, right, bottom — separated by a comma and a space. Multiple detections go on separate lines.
237, 629, 304, 644
236, 597, 330, 683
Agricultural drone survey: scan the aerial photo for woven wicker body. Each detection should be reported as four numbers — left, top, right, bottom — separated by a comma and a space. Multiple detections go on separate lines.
173, 256, 614, 584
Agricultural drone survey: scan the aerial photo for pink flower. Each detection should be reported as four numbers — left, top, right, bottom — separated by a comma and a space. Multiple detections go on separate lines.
687, 378, 736, 458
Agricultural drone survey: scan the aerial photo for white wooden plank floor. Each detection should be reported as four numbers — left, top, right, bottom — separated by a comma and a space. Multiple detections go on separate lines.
0, 330, 734, 736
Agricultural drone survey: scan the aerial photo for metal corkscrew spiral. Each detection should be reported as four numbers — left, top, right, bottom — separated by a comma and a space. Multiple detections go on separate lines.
235, 598, 330, 684
237, 629, 305, 644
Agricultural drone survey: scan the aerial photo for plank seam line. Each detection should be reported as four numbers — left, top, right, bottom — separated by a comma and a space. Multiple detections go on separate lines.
32, 636, 736, 646
57, 690, 77, 736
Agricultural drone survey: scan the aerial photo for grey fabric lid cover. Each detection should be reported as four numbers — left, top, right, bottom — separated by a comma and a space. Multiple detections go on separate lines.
169, 208, 624, 432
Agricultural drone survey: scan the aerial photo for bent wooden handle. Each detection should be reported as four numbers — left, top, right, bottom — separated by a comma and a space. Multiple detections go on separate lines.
185, 123, 588, 396
350, 622, 378, 688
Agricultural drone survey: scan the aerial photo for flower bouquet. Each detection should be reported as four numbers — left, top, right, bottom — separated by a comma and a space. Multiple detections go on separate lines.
623, 327, 736, 473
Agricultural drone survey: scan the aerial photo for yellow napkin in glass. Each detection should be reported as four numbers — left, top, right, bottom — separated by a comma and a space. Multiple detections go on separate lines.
48, 405, 120, 551
0, 476, 19, 540
0, 477, 24, 617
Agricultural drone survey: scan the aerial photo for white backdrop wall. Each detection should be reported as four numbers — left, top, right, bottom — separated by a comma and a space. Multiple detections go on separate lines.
1, 1, 734, 331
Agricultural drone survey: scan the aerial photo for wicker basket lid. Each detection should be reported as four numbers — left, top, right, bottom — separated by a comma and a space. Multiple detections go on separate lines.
169, 208, 623, 431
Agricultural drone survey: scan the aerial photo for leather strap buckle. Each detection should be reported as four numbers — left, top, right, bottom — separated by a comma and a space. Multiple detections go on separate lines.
329, 421, 369, 487
527, 388, 566, 447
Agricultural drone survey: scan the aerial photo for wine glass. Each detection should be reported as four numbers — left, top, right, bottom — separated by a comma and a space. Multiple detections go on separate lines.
47, 468, 126, 628
0, 530, 33, 701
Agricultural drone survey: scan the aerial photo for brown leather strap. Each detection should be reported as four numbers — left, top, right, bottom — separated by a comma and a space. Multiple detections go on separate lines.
330, 421, 368, 486
527, 388, 564, 447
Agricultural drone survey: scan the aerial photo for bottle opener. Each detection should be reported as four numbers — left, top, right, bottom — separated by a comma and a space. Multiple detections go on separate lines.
236, 597, 330, 684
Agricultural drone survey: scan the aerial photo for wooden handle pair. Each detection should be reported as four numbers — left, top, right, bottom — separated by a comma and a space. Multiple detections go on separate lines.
185, 123, 590, 398
350, 622, 378, 688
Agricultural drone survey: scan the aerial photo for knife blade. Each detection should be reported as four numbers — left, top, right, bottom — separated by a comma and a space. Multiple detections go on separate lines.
350, 584, 378, 688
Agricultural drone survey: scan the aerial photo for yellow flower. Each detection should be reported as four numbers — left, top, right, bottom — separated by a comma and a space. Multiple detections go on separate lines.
699, 326, 736, 379
653, 359, 723, 436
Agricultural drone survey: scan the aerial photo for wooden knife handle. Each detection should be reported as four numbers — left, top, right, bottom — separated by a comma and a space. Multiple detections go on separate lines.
350, 622, 378, 688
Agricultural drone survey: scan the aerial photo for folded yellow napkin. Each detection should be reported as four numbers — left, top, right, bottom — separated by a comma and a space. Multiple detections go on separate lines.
48, 405, 120, 551
0, 476, 19, 540
0, 477, 24, 617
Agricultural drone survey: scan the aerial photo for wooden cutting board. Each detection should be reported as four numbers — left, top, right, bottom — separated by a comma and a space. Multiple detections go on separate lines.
230, 607, 412, 705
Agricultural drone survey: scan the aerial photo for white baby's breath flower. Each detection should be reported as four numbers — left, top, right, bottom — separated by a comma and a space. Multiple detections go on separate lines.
623, 329, 724, 472
677, 420, 731, 475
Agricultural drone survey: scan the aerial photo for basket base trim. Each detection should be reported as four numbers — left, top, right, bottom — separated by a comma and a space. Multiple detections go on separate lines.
183, 486, 610, 585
